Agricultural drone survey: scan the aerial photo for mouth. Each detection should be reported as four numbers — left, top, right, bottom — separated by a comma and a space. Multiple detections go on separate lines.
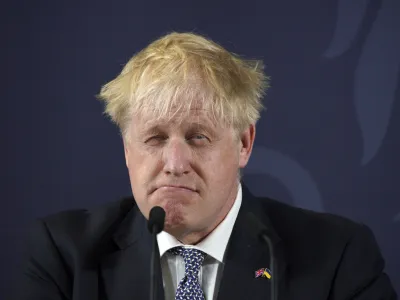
152, 185, 198, 194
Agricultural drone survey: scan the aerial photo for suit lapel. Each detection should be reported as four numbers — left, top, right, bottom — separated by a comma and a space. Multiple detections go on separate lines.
216, 184, 288, 300
99, 206, 165, 300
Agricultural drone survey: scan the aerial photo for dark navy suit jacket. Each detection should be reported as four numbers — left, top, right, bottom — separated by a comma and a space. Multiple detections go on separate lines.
18, 184, 397, 299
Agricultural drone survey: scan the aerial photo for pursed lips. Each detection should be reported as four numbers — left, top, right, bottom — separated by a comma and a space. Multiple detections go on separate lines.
157, 185, 197, 193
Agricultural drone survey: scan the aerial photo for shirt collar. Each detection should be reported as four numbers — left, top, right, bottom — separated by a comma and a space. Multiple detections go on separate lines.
157, 183, 242, 263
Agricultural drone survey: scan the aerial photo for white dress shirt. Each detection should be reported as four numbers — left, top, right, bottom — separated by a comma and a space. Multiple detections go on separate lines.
157, 183, 242, 300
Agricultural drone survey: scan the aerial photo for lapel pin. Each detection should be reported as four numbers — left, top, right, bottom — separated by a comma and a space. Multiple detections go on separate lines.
255, 267, 272, 279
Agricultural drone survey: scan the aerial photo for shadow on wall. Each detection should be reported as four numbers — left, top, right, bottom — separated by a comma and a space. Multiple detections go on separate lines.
244, 146, 324, 212
324, 0, 400, 222
245, 0, 400, 222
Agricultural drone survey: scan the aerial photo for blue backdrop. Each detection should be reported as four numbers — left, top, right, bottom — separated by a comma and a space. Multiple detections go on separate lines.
2, 0, 399, 298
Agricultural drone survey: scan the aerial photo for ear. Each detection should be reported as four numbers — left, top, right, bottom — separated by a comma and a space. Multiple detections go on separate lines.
123, 138, 130, 168
238, 124, 256, 168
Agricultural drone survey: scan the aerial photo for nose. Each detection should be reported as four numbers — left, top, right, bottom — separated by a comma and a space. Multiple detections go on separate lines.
162, 138, 191, 176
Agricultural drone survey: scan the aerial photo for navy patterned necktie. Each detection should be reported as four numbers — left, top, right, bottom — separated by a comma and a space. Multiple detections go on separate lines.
169, 247, 206, 300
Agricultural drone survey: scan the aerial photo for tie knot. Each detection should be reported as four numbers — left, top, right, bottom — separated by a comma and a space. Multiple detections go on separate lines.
169, 247, 205, 278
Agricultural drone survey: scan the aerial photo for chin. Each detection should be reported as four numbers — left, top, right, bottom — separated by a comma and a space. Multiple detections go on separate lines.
164, 202, 195, 231
147, 192, 197, 231
163, 205, 185, 226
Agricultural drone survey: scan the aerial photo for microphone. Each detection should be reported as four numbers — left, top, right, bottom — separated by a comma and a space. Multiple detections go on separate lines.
147, 206, 166, 300
245, 212, 278, 300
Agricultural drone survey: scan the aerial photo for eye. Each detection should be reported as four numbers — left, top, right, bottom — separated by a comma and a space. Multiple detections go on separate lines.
187, 134, 210, 144
191, 134, 206, 140
145, 135, 166, 144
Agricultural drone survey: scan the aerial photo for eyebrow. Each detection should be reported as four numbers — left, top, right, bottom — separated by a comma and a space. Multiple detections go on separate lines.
139, 120, 216, 136
138, 125, 162, 136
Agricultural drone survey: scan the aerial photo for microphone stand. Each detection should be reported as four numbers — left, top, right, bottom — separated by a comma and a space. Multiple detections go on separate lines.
148, 206, 165, 300
259, 232, 277, 300
245, 212, 278, 300
150, 225, 160, 300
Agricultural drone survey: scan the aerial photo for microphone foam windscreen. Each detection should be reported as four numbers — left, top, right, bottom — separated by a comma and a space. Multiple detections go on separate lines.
147, 206, 166, 234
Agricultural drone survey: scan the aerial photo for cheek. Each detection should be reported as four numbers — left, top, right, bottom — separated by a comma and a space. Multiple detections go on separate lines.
199, 150, 239, 191
126, 149, 161, 205
127, 147, 160, 175
210, 144, 239, 172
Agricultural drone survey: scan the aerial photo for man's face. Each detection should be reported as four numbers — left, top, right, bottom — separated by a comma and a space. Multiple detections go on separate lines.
124, 108, 255, 242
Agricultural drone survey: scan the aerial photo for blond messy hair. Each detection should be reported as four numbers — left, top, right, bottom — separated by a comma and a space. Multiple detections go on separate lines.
97, 32, 270, 141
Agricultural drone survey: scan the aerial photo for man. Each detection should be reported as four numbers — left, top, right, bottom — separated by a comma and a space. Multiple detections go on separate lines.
19, 32, 396, 300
